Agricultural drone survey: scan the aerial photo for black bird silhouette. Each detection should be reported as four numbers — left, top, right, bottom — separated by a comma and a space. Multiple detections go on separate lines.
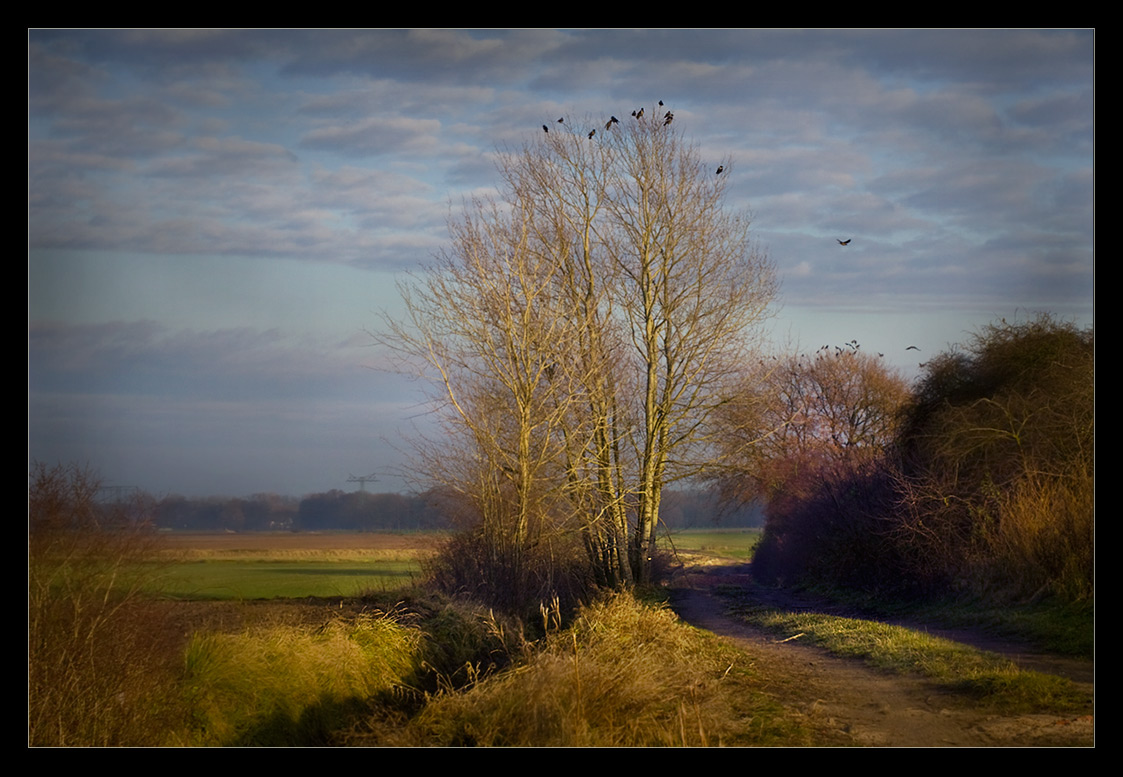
715, 165, 724, 175
837, 238, 851, 246
588, 129, 596, 139
543, 125, 549, 133
605, 116, 619, 130
906, 345, 920, 351
663, 112, 674, 126
659, 100, 664, 106
557, 117, 564, 123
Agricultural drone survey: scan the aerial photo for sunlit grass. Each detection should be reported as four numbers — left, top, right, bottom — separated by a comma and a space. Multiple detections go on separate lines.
660, 528, 762, 561
382, 592, 806, 747
157, 559, 423, 600
730, 604, 1089, 713
176, 612, 421, 746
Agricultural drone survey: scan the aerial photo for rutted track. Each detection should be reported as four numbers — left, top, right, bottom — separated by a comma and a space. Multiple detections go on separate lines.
668, 562, 1094, 746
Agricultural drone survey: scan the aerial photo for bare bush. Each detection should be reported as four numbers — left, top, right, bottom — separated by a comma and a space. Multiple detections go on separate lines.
28, 462, 177, 746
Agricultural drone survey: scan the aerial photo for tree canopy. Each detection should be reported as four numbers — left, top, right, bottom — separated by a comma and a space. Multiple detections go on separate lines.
384, 111, 776, 611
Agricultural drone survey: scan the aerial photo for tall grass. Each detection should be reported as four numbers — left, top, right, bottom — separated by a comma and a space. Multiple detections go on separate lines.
390, 593, 800, 746
178, 612, 421, 746
29, 462, 182, 746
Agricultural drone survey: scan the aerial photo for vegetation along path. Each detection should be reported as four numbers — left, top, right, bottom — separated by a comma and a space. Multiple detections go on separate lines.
668, 562, 1094, 746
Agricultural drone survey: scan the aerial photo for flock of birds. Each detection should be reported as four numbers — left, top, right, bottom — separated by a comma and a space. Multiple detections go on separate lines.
540, 106, 881, 336
543, 102, 724, 166
813, 341, 925, 367
539, 108, 861, 239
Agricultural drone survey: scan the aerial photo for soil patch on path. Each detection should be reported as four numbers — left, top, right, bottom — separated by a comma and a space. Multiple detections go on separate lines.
668, 563, 1094, 746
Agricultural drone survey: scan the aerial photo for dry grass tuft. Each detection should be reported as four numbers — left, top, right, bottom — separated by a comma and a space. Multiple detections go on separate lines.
387, 592, 793, 746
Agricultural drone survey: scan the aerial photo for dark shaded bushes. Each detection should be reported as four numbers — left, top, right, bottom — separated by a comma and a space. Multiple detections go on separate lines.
751, 316, 1093, 604
425, 519, 596, 623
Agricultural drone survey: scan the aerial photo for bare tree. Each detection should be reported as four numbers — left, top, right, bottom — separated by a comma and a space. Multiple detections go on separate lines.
384, 196, 586, 609
383, 109, 776, 601
713, 346, 909, 509
598, 117, 775, 582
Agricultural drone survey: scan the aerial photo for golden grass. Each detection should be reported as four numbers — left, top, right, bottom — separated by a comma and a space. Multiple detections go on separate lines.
176, 611, 422, 746
380, 592, 801, 747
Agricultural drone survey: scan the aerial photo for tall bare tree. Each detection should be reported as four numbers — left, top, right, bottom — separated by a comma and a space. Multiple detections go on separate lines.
598, 117, 775, 581
384, 108, 776, 600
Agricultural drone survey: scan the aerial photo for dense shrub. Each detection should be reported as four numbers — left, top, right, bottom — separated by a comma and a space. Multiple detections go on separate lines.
893, 315, 1094, 601
753, 316, 1093, 603
425, 520, 595, 623
748, 316, 1093, 604
750, 457, 915, 594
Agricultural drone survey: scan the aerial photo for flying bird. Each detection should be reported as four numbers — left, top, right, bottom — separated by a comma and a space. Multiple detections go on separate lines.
837, 239, 851, 246
906, 345, 920, 351
715, 165, 724, 175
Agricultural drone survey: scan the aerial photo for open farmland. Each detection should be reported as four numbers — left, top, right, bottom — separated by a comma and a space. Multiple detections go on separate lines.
662, 528, 762, 562
156, 532, 443, 600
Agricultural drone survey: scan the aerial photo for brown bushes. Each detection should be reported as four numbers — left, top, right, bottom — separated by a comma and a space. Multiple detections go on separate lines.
28, 462, 181, 746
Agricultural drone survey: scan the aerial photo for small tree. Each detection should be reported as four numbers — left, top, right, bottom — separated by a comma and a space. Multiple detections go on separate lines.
713, 345, 908, 508
712, 346, 910, 588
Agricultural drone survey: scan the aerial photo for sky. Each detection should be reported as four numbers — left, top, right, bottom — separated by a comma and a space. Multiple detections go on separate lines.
28, 29, 1094, 497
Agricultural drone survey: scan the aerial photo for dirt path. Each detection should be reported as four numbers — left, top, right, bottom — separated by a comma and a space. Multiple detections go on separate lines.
668, 563, 1094, 746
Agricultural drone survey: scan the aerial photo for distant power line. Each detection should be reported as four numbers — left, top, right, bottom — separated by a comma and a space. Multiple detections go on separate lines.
346, 473, 379, 492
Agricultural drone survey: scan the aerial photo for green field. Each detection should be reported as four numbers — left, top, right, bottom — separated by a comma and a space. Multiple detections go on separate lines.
151, 533, 436, 600
148, 529, 760, 600
661, 528, 762, 561
157, 559, 423, 599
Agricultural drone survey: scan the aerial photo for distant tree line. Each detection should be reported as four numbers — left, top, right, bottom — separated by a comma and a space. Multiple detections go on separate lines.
149, 486, 756, 533
152, 490, 445, 532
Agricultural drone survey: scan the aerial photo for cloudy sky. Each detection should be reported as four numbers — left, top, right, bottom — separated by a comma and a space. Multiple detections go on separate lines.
28, 29, 1094, 497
